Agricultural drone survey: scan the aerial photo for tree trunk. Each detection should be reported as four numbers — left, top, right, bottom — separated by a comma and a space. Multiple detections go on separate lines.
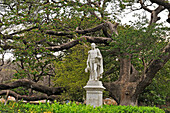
104, 78, 140, 106
118, 82, 138, 106
104, 56, 134, 105
104, 44, 170, 106
118, 55, 138, 105
104, 54, 140, 105
28, 89, 33, 96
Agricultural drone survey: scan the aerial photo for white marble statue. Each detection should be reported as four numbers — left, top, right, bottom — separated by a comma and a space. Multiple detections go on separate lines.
85, 43, 103, 81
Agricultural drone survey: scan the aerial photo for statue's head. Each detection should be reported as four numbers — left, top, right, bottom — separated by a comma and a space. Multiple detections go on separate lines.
91, 43, 96, 49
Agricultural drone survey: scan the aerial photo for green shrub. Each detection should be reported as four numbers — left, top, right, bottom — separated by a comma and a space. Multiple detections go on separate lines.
0, 101, 165, 113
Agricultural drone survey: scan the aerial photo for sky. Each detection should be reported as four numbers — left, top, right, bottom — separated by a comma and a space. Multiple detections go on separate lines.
120, 8, 170, 27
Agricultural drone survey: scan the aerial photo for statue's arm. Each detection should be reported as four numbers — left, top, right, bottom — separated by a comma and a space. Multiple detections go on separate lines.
85, 51, 90, 72
97, 48, 102, 59
96, 48, 104, 75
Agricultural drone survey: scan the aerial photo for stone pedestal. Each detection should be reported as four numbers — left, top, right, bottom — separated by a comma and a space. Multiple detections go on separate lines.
84, 80, 105, 107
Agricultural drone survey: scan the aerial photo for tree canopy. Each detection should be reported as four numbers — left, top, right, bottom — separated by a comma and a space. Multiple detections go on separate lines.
0, 0, 169, 105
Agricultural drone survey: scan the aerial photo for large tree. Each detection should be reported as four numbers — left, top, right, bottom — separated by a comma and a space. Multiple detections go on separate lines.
0, 0, 169, 105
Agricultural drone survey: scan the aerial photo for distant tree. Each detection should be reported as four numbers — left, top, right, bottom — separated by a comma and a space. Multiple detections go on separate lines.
53, 44, 89, 102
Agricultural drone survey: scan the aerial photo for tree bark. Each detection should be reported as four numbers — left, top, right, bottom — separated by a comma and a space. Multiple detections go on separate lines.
0, 79, 64, 96
0, 90, 60, 101
104, 81, 139, 106
45, 36, 112, 52
104, 54, 139, 105
150, 0, 170, 10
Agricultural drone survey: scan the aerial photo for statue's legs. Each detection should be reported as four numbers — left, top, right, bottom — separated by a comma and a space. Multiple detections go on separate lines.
90, 61, 97, 80
89, 62, 93, 80
93, 63, 97, 80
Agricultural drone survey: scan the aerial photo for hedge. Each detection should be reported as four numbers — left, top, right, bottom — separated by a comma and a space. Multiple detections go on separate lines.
0, 101, 165, 113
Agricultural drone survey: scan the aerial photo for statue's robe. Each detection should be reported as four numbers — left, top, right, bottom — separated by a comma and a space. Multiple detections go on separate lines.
87, 48, 103, 80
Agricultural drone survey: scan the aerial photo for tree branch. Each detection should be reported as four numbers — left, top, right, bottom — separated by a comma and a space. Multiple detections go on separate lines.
45, 36, 112, 51
0, 79, 64, 96
149, 5, 165, 25
102, 22, 119, 38
45, 22, 118, 37
0, 44, 17, 50
0, 90, 60, 101
145, 43, 170, 81
0, 35, 112, 51
104, 67, 115, 75
150, 0, 170, 10
87, 0, 101, 20
135, 43, 170, 95
45, 23, 106, 36
139, 0, 152, 13
0, 33, 14, 40
10, 26, 38, 36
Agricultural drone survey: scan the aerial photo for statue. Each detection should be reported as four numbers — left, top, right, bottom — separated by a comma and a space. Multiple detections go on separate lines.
85, 43, 103, 81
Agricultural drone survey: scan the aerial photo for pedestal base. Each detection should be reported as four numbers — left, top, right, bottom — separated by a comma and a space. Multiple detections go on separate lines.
84, 80, 105, 107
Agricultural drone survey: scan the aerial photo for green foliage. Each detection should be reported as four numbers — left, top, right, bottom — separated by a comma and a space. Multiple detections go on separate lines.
110, 24, 167, 71
139, 60, 170, 106
0, 0, 105, 83
101, 23, 168, 82
0, 101, 165, 113
113, 24, 166, 56
53, 44, 89, 102
100, 45, 120, 82
12, 87, 29, 95
0, 0, 169, 107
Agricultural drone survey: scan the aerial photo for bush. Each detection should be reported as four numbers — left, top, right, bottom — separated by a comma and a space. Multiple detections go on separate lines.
0, 101, 165, 113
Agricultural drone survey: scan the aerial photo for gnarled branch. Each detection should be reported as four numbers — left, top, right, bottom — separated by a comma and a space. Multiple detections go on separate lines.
0, 79, 64, 96
102, 22, 119, 38
0, 90, 60, 101
45, 23, 106, 36
45, 36, 112, 51
45, 22, 118, 37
